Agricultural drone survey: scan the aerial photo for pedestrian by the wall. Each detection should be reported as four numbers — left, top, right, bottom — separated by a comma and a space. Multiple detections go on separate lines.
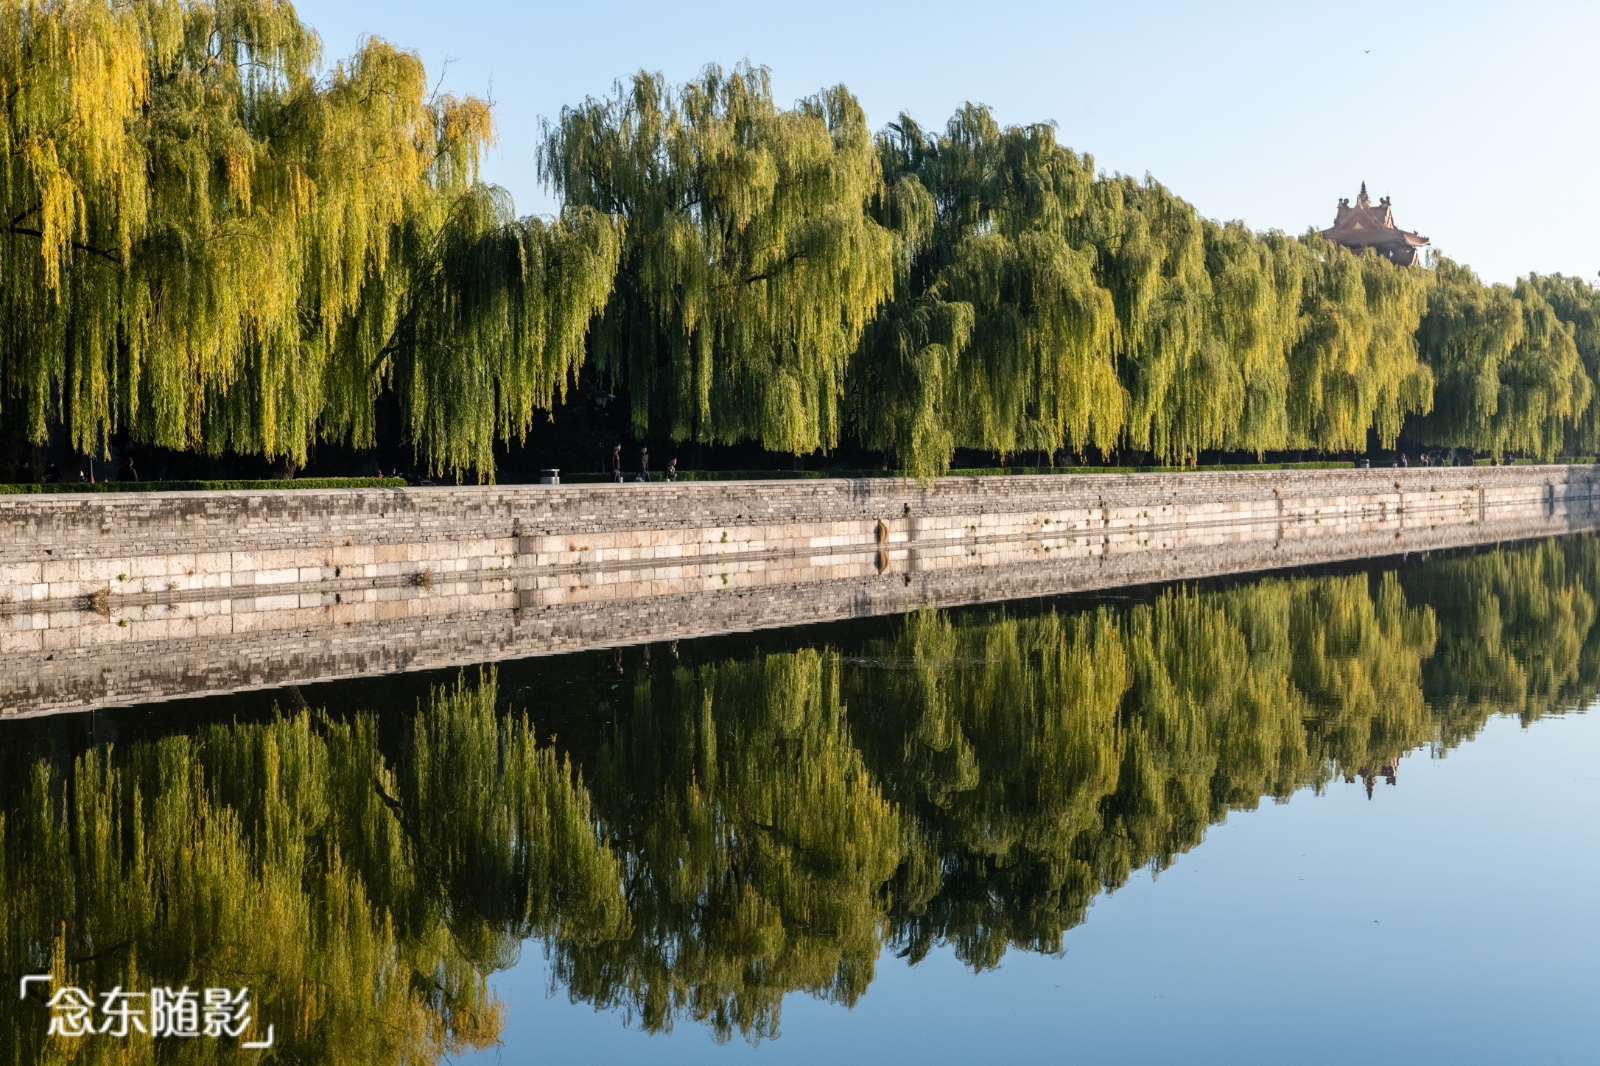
612, 444, 623, 483
666, 457, 677, 482
640, 446, 650, 481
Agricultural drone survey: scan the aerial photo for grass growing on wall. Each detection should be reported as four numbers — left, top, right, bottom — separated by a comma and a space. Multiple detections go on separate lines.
0, 477, 407, 494
558, 462, 1369, 483
4, 459, 1591, 493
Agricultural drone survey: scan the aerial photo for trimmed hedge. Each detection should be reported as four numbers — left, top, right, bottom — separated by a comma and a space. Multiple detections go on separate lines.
5, 458, 1593, 493
0, 477, 407, 494
1491, 457, 1598, 466
556, 462, 1369, 483
946, 461, 1361, 475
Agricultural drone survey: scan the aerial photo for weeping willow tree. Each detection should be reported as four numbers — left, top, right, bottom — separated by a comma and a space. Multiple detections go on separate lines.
1207, 227, 1308, 454
7, 545, 1599, 1052
539, 64, 895, 456
842, 570, 1436, 973
848, 107, 1123, 474
841, 103, 1445, 472
553, 649, 903, 1044
0, 672, 628, 1066
1286, 239, 1433, 451
361, 189, 623, 475
844, 607, 1135, 969
1522, 273, 1600, 456
9, 7, 1595, 478
1090, 176, 1234, 463
10, 10, 1600, 477
1410, 259, 1591, 460
0, 0, 620, 478
1402, 538, 1600, 746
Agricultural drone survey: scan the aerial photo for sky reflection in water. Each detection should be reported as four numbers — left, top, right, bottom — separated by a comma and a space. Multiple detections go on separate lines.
4, 538, 1598, 1065
482, 710, 1600, 1064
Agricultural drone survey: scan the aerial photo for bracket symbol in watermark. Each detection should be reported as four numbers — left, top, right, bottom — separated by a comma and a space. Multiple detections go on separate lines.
21, 974, 53, 999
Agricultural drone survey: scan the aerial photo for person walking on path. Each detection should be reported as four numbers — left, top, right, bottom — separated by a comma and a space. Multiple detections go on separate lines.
666, 457, 677, 482
612, 444, 623, 483
640, 446, 650, 481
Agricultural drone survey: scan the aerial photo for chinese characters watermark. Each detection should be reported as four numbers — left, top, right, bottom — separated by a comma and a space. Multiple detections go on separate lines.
21, 975, 274, 1048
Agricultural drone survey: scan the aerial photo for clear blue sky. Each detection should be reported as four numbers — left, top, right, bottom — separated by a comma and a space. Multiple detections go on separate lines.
292, 0, 1600, 285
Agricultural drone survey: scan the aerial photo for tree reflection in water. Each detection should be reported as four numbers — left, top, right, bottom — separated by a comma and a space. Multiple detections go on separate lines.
1, 678, 628, 1065
4, 538, 1598, 1059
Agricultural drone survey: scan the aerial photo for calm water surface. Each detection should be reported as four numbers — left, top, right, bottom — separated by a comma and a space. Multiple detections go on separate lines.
4, 537, 1598, 1064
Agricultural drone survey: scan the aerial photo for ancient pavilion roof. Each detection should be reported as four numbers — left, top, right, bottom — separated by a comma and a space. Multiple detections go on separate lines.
1320, 182, 1429, 265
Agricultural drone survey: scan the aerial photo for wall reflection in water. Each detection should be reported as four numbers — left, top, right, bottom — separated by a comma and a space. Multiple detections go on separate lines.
3, 536, 1597, 1061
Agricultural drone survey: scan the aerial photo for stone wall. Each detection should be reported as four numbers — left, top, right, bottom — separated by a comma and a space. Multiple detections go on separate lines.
3, 465, 1598, 716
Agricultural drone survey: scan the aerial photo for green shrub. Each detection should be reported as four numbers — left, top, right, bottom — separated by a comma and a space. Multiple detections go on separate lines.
0, 477, 406, 495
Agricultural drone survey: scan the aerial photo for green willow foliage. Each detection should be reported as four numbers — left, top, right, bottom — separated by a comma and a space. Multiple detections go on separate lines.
1523, 273, 1600, 457
1402, 538, 1599, 744
5, 4, 1598, 474
846, 572, 1439, 970
1412, 259, 1592, 460
555, 651, 902, 1042
1289, 235, 1434, 452
849, 109, 1121, 472
540, 64, 895, 454
5, 541, 1599, 1055
1, 0, 619, 477
842, 105, 1444, 472
0, 673, 627, 1066
553, 542, 1600, 1037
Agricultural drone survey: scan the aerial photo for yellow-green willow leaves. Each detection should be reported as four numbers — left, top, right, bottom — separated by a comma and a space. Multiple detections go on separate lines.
374, 190, 624, 476
846, 105, 1446, 472
852, 109, 1123, 474
2, 0, 619, 477
553, 651, 903, 1043
1404, 539, 1599, 745
0, 673, 627, 1066
540, 64, 896, 455
6, 542, 1600, 1052
1206, 227, 1307, 454
1093, 176, 1229, 462
844, 571, 1436, 972
1413, 260, 1591, 460
8, 9, 1600, 473
1288, 241, 1433, 451
1525, 274, 1600, 455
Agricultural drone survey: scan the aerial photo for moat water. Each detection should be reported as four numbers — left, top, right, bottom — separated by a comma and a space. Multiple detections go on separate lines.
4, 536, 1598, 1064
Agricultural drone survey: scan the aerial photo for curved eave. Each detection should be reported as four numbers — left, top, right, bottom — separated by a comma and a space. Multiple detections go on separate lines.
1320, 227, 1430, 249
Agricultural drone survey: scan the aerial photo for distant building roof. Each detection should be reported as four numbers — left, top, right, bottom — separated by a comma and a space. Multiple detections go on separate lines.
1320, 182, 1429, 266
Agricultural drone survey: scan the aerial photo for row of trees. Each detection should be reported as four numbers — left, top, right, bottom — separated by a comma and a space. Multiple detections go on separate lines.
6, 1, 1600, 477
2, 0, 618, 477
5, 537, 1596, 1058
